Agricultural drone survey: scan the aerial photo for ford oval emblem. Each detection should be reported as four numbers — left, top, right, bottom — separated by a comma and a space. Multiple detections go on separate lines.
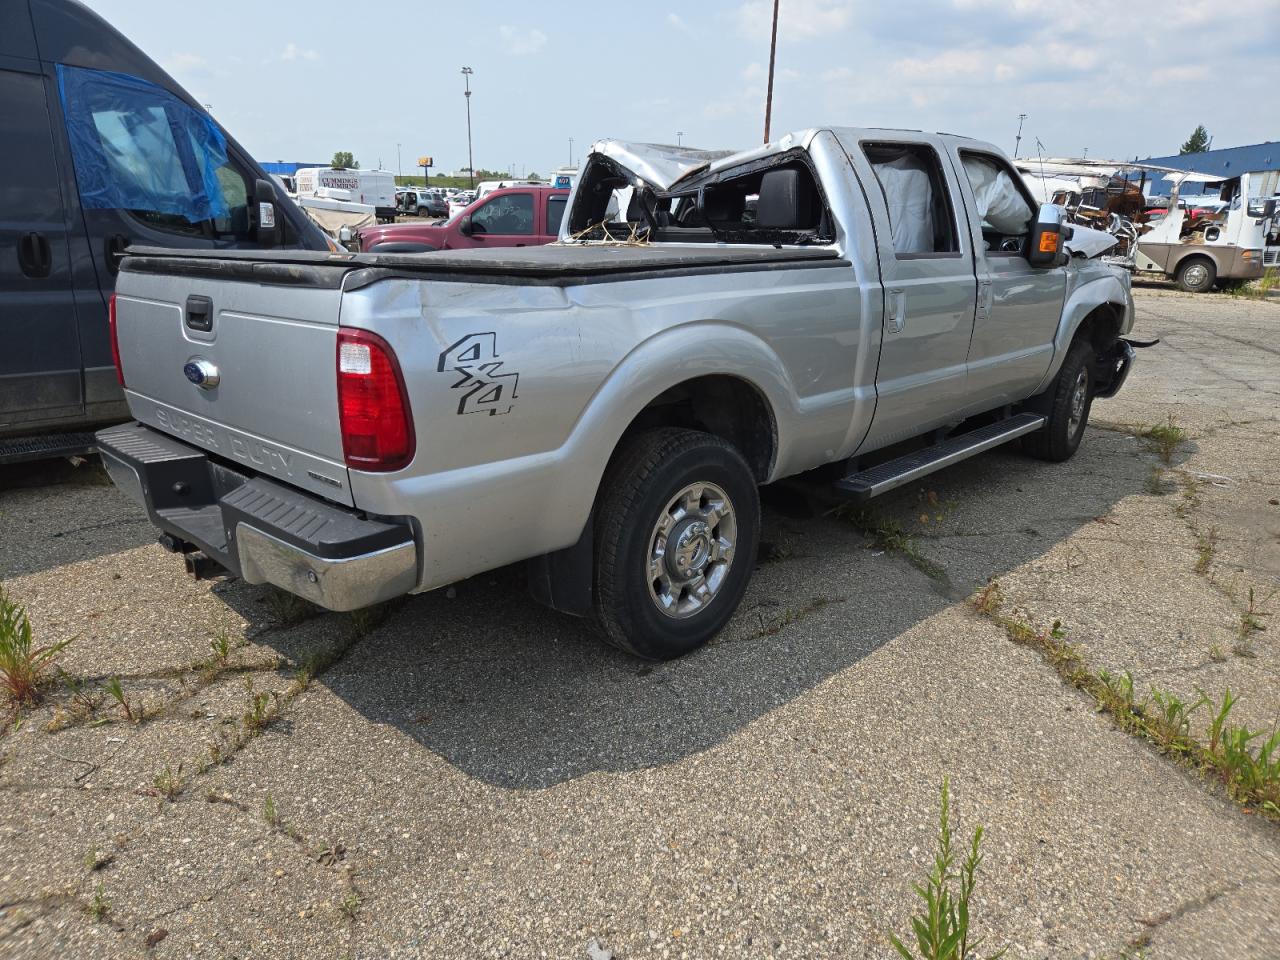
183, 358, 220, 389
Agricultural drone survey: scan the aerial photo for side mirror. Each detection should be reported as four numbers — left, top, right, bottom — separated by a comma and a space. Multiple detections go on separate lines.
253, 179, 280, 247
338, 226, 353, 244
1263, 199, 1277, 218
458, 214, 473, 236
1027, 203, 1070, 268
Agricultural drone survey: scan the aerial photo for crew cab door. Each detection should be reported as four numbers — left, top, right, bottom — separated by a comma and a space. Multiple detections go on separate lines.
463, 191, 537, 247
845, 138, 978, 449
950, 148, 1064, 408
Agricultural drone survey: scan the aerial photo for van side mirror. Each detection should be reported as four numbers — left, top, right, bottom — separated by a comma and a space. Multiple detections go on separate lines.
1027, 202, 1070, 268
254, 179, 280, 247
1263, 199, 1277, 218
458, 213, 473, 236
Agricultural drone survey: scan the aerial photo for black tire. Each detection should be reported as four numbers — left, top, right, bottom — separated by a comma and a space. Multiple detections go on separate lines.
593, 428, 760, 660
1175, 255, 1216, 293
1021, 339, 1094, 462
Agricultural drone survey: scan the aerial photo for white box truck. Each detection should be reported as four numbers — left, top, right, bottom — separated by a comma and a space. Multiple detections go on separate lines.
294, 168, 397, 224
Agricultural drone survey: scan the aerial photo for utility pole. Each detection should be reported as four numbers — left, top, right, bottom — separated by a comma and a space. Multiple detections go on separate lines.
762, 0, 780, 144
1014, 113, 1027, 158
461, 66, 475, 189
397, 143, 402, 178
677, 131, 684, 146
569, 137, 574, 168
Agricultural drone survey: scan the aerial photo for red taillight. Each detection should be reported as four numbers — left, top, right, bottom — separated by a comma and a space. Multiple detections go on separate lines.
336, 328, 414, 471
108, 292, 124, 387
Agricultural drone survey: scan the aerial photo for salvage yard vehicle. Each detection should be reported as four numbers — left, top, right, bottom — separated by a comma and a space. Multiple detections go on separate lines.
0, 0, 329, 464
357, 185, 569, 253
96, 128, 1138, 659
1018, 158, 1279, 292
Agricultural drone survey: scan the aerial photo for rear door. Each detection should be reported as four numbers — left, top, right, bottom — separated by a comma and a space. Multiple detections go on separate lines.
464, 190, 537, 247
950, 148, 1064, 407
113, 261, 356, 505
843, 137, 978, 449
544, 192, 567, 241
0, 61, 83, 428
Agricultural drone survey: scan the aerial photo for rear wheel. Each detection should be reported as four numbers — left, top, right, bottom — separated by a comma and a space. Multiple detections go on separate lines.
1175, 256, 1216, 293
593, 428, 760, 660
1022, 339, 1094, 462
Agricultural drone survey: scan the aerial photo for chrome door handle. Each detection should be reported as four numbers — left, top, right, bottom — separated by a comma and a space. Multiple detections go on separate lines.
886, 288, 906, 333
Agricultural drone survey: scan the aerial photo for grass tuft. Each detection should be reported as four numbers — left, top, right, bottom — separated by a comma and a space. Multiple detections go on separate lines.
0, 587, 71, 706
1141, 415, 1188, 465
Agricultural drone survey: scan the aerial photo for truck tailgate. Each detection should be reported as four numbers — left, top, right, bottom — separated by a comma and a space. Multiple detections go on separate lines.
114, 260, 354, 506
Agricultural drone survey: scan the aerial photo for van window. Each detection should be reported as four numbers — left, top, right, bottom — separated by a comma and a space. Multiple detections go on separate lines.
57, 65, 249, 237
546, 195, 566, 235
863, 142, 959, 256
470, 193, 534, 235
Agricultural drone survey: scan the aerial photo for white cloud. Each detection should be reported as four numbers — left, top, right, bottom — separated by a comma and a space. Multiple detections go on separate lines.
667, 12, 691, 32
498, 25, 548, 56
735, 0, 856, 41
1150, 65, 1212, 85
165, 52, 207, 72
280, 42, 318, 62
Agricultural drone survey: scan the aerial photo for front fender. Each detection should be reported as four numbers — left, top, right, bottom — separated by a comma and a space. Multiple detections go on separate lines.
1030, 268, 1134, 395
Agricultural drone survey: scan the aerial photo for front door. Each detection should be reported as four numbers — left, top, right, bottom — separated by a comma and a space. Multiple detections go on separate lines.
950, 149, 1065, 409
842, 137, 979, 450
0, 65, 82, 429
464, 191, 536, 247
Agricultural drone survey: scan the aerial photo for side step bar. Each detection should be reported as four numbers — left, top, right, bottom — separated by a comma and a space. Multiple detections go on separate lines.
835, 413, 1046, 501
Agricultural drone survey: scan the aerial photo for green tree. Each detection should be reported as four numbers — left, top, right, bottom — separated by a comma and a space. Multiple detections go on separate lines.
1179, 125, 1210, 154
330, 150, 359, 169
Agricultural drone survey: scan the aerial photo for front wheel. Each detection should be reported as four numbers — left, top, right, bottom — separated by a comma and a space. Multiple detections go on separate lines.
1175, 256, 1216, 293
593, 428, 760, 659
1022, 339, 1094, 462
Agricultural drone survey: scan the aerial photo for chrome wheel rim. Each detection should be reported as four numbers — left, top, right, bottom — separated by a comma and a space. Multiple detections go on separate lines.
1184, 263, 1209, 288
1067, 369, 1089, 436
647, 481, 737, 619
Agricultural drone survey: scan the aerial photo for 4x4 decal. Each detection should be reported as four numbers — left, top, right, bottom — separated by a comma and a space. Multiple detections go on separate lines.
437, 333, 520, 416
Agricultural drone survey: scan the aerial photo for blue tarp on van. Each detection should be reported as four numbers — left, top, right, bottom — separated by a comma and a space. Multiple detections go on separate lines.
57, 64, 230, 223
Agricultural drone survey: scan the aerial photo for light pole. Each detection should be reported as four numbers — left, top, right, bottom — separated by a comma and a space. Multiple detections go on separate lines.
762, 0, 779, 143
461, 66, 475, 189
677, 131, 684, 146
397, 143, 402, 178
1014, 114, 1027, 159
568, 137, 574, 168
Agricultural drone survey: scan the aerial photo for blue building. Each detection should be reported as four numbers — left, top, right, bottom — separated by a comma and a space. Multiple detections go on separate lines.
260, 161, 330, 176
1137, 142, 1280, 197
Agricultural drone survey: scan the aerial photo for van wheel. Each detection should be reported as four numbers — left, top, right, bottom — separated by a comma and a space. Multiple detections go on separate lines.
1021, 339, 1094, 462
594, 428, 760, 660
1176, 256, 1216, 293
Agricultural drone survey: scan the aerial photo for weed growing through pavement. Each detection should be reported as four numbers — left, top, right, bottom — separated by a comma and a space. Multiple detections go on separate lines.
832, 504, 950, 587
264, 588, 317, 625
86, 883, 110, 922
153, 764, 181, 802
340, 891, 363, 921
0, 586, 71, 706
1194, 527, 1218, 576
262, 792, 281, 829
348, 604, 388, 639
1141, 415, 1188, 465
83, 847, 113, 872
103, 675, 138, 723
889, 777, 1006, 960
971, 582, 1280, 819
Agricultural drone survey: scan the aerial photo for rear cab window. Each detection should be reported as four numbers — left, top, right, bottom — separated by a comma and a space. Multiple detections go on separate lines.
546, 194, 566, 236
57, 64, 255, 242
861, 142, 960, 257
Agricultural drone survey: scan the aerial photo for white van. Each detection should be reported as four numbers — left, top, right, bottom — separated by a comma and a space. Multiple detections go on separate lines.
294, 167, 398, 223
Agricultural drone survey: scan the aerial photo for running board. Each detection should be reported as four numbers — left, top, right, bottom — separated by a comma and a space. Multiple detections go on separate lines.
835, 413, 1046, 500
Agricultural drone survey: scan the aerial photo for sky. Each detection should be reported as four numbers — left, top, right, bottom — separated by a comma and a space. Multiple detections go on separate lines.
82, 0, 1280, 177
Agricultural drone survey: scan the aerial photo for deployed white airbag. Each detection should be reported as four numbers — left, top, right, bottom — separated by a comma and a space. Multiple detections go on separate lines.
1063, 224, 1118, 258
872, 155, 935, 253
962, 155, 1033, 234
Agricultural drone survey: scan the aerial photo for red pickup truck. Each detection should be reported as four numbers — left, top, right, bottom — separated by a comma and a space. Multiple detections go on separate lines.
358, 185, 569, 253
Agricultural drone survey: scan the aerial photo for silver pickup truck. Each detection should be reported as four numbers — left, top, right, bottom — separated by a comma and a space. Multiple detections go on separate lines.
97, 128, 1138, 659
